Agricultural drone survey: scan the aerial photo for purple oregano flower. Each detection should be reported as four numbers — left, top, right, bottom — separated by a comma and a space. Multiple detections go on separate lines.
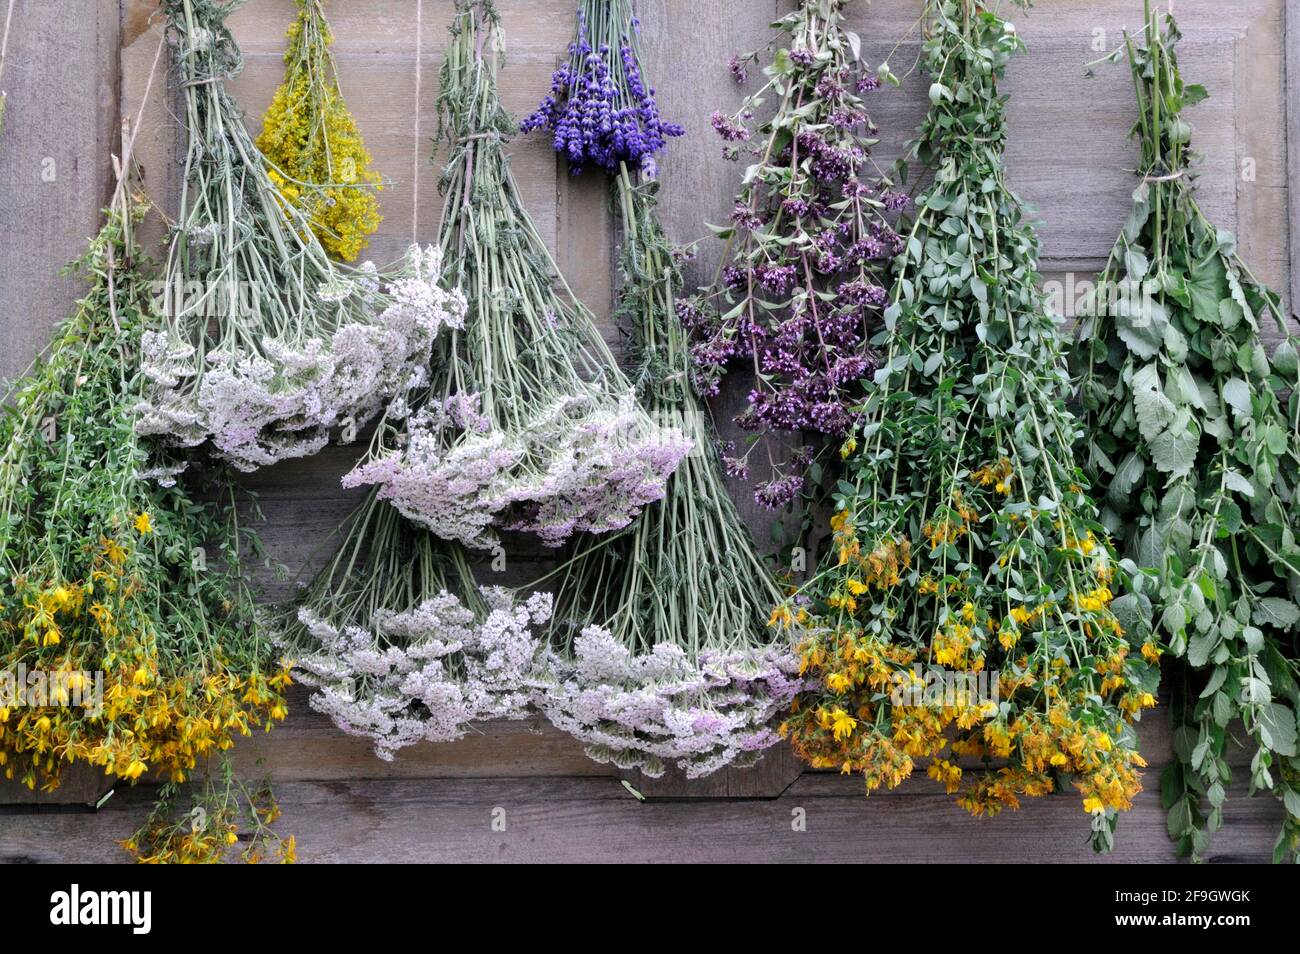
679, 0, 906, 511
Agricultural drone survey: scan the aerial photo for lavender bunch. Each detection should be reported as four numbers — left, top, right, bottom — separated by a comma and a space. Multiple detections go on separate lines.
137, 0, 462, 472
345, 0, 689, 550
534, 169, 802, 778
519, 0, 682, 176
283, 490, 552, 760
679, 0, 903, 509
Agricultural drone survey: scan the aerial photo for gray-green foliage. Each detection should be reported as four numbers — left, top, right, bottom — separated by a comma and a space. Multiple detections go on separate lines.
1075, 3, 1300, 862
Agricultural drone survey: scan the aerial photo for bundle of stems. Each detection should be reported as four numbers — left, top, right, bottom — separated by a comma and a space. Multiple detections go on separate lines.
137, 0, 461, 471
776, 0, 1158, 852
282, 489, 552, 761
346, 0, 689, 550
1077, 3, 1300, 863
536, 174, 800, 779
257, 0, 383, 261
519, 0, 682, 176
0, 197, 290, 860
678, 0, 903, 513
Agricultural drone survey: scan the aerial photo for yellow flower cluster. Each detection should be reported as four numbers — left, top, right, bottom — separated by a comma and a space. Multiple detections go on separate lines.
778, 469, 1158, 821
257, 1, 382, 261
0, 533, 291, 796
124, 778, 296, 865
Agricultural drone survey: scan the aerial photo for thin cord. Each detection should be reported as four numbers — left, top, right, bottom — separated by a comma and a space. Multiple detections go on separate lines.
113, 28, 166, 209
411, 0, 424, 243
0, 0, 18, 104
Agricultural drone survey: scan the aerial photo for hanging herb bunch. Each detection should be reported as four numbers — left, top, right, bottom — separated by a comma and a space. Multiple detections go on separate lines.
345, 0, 690, 551
1076, 3, 1300, 863
676, 0, 904, 512
518, 0, 682, 176
520, 0, 800, 779
774, 0, 1158, 852
257, 0, 384, 262
136, 0, 462, 472
281, 490, 552, 761
0, 200, 292, 862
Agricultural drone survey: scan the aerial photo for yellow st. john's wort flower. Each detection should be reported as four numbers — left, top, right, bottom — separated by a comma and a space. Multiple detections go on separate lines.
134, 512, 153, 534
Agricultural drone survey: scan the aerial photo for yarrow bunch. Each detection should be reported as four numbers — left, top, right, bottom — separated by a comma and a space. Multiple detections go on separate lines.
137, 0, 461, 471
281, 490, 551, 761
345, 0, 689, 550
533, 161, 801, 778
1076, 4, 1300, 863
775, 0, 1158, 853
0, 201, 291, 861
678, 0, 904, 509
257, 0, 384, 261
519, 0, 683, 176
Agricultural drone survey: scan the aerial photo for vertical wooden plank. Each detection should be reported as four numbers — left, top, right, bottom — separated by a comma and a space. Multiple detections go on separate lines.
1287, 0, 1300, 321
0, 0, 121, 806
0, 0, 120, 385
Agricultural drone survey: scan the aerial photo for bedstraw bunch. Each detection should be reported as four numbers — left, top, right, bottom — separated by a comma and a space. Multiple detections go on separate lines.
776, 0, 1157, 852
257, 0, 383, 261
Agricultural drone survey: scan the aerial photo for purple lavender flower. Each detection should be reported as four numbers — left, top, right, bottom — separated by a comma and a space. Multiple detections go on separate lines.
521, 17, 684, 174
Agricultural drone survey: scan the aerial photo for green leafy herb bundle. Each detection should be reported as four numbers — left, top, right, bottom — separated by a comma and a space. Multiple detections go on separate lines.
0, 197, 290, 862
1076, 3, 1300, 862
779, 0, 1157, 852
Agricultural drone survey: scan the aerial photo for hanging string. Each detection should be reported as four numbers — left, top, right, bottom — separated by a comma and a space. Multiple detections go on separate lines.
0, 0, 18, 132
411, 0, 424, 244
106, 24, 166, 331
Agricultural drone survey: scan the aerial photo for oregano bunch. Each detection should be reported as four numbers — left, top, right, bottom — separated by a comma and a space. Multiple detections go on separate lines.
257, 0, 383, 262
1075, 3, 1300, 863
679, 0, 904, 512
776, 0, 1157, 852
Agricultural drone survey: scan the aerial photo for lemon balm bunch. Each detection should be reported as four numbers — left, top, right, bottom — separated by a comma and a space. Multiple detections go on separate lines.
775, 0, 1159, 853
257, 0, 383, 262
677, 0, 903, 511
0, 204, 289, 831
281, 491, 552, 760
136, 0, 462, 472
345, 0, 689, 551
1076, 4, 1300, 863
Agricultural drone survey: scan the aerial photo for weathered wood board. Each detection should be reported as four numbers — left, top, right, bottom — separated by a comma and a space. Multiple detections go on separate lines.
1, 0, 1297, 862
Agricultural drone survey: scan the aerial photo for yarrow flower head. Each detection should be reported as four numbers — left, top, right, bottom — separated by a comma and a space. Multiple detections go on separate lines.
347, 2, 689, 550
139, 2, 459, 472
283, 494, 552, 760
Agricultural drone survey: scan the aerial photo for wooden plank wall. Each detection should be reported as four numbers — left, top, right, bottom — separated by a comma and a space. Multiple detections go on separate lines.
0, 0, 1294, 862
